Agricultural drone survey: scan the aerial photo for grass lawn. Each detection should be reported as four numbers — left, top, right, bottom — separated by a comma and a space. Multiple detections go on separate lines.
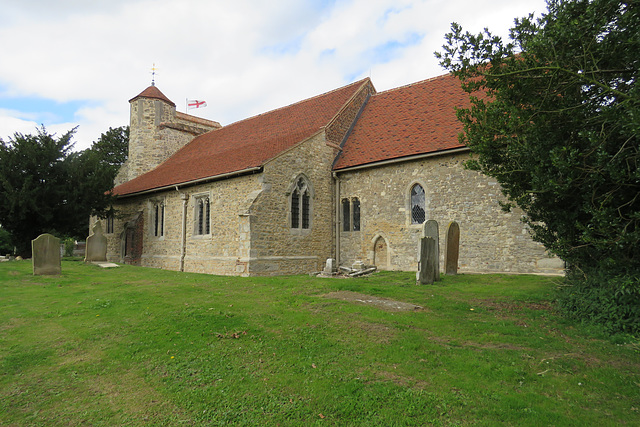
1, 260, 638, 426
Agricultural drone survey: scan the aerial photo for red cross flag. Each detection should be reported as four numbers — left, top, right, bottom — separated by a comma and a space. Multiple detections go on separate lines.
187, 99, 207, 109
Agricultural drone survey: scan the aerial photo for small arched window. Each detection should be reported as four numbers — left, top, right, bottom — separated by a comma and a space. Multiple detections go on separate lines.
153, 202, 164, 237
195, 196, 210, 235
291, 178, 311, 229
342, 199, 350, 232
342, 197, 361, 232
352, 198, 360, 231
411, 184, 425, 224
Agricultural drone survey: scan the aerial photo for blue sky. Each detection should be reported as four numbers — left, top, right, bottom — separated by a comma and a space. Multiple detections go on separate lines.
0, 0, 548, 150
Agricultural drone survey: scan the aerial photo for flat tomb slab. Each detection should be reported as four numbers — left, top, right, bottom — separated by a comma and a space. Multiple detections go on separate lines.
323, 291, 423, 312
92, 262, 120, 268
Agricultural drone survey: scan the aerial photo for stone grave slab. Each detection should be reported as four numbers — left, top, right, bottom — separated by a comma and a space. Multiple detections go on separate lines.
32, 233, 61, 275
417, 236, 437, 285
85, 221, 108, 262
445, 221, 460, 275
423, 219, 440, 281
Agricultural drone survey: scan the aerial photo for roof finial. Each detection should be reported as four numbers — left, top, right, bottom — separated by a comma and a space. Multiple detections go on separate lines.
151, 63, 158, 86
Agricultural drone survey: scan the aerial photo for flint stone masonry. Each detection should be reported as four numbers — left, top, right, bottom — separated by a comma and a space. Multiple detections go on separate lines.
32, 233, 61, 275
336, 152, 562, 274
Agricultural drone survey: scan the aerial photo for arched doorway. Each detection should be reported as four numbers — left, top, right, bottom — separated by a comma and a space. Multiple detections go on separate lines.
373, 236, 389, 270
121, 212, 144, 266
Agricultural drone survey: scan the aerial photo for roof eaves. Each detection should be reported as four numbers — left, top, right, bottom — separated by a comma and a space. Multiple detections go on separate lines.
115, 166, 263, 199
333, 146, 470, 173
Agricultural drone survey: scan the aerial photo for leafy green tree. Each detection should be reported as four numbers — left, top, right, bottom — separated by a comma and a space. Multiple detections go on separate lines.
88, 126, 129, 181
0, 226, 13, 255
437, 0, 639, 332
0, 127, 116, 256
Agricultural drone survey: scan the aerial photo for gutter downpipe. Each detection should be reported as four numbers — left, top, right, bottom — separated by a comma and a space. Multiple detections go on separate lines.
333, 172, 340, 267
177, 186, 188, 272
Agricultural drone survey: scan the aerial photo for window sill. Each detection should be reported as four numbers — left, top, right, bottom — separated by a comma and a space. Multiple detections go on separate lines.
191, 234, 212, 240
290, 228, 312, 236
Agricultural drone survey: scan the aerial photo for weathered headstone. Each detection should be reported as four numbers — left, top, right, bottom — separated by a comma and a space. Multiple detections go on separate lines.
444, 221, 460, 275
85, 221, 108, 262
417, 237, 437, 285
423, 219, 440, 281
324, 258, 337, 274
352, 260, 365, 271
32, 233, 61, 275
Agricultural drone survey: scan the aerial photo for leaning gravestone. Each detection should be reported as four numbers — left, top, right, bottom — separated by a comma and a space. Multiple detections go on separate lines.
32, 233, 61, 275
444, 221, 460, 275
423, 219, 440, 281
417, 237, 437, 285
85, 221, 108, 263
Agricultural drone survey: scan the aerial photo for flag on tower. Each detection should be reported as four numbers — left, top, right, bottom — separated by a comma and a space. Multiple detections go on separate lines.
187, 99, 207, 109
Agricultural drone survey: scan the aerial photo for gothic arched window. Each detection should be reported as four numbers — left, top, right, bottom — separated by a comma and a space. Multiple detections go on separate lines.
195, 196, 210, 235
291, 178, 311, 229
411, 184, 425, 224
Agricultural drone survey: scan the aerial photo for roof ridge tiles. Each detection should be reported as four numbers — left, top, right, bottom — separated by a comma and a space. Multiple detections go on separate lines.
222, 77, 372, 128
374, 73, 455, 96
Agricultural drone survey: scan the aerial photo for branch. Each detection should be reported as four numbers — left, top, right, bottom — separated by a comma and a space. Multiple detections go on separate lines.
485, 65, 636, 102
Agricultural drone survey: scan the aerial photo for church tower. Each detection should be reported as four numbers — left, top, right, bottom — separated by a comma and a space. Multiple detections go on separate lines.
114, 84, 221, 186
125, 85, 177, 182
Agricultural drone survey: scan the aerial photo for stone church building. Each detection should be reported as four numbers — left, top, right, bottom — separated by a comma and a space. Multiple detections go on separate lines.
97, 74, 562, 276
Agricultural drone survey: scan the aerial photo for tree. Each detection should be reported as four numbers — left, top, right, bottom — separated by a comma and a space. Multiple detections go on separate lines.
436, 0, 639, 332
88, 126, 129, 180
0, 226, 13, 255
0, 127, 116, 256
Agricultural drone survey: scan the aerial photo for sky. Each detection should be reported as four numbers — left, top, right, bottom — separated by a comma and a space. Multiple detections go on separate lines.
0, 0, 548, 151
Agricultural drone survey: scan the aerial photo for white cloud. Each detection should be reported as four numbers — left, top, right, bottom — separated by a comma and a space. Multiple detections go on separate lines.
0, 0, 548, 150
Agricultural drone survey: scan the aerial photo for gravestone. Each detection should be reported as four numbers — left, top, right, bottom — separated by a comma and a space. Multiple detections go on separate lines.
417, 237, 437, 285
444, 221, 460, 275
423, 220, 440, 281
85, 221, 108, 262
32, 233, 61, 275
323, 258, 337, 274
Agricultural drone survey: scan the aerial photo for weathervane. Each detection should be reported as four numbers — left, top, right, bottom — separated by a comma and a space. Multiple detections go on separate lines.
151, 63, 158, 86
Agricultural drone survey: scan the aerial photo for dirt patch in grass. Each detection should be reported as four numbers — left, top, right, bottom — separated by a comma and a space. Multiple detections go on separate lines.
339, 317, 397, 344
0, 317, 27, 332
425, 335, 529, 352
323, 291, 423, 312
471, 298, 553, 314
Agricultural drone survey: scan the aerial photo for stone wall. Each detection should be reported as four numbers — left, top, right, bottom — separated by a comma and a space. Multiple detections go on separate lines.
245, 132, 338, 275
124, 98, 176, 183
103, 129, 337, 277
325, 80, 375, 145
336, 152, 564, 274
100, 172, 263, 275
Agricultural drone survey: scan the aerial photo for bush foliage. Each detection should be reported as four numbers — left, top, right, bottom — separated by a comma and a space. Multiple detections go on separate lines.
437, 0, 639, 332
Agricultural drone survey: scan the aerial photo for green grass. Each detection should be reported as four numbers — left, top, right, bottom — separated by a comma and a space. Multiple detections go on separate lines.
1, 260, 638, 426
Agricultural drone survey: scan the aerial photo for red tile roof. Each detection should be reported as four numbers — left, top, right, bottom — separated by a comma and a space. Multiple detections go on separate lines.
333, 74, 469, 170
113, 78, 371, 196
129, 85, 176, 107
